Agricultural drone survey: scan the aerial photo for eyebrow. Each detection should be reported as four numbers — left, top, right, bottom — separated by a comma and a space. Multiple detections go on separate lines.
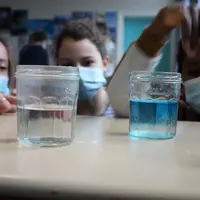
81, 56, 94, 60
59, 58, 72, 61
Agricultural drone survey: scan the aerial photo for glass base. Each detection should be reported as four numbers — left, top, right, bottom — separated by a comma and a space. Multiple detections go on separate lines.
18, 137, 72, 147
129, 131, 175, 140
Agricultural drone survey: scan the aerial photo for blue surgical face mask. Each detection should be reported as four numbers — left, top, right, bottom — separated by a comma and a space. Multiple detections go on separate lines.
78, 66, 107, 100
184, 77, 200, 113
0, 75, 10, 96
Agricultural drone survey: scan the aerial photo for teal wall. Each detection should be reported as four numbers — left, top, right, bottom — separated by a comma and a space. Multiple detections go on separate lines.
124, 17, 171, 72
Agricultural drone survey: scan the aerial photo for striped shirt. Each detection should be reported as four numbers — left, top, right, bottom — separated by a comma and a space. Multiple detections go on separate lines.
103, 104, 116, 117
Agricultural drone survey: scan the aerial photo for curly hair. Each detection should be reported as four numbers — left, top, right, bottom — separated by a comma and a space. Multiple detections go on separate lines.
54, 20, 107, 60
0, 37, 14, 87
96, 21, 109, 36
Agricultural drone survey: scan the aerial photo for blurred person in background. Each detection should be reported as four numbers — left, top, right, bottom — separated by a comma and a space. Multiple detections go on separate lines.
19, 30, 49, 65
0, 37, 16, 114
96, 20, 116, 78
176, 0, 200, 121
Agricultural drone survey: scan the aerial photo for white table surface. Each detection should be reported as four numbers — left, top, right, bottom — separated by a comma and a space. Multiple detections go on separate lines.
0, 115, 200, 199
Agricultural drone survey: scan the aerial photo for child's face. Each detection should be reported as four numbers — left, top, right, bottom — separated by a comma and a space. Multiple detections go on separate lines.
0, 42, 8, 77
58, 38, 109, 70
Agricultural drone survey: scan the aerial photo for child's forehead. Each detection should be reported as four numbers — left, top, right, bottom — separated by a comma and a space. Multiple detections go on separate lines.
59, 38, 101, 57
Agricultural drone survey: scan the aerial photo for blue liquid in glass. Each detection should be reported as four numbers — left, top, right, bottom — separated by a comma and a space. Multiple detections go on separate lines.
129, 99, 178, 139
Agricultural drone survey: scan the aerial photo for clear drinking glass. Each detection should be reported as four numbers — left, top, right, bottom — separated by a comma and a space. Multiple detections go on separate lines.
16, 65, 79, 147
129, 71, 182, 140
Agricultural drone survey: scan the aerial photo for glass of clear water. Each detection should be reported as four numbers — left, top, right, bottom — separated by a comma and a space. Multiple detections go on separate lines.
16, 65, 79, 147
129, 71, 182, 140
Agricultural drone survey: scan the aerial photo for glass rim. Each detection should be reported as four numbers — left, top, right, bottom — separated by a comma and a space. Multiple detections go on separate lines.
130, 71, 182, 82
16, 65, 80, 79
130, 71, 181, 76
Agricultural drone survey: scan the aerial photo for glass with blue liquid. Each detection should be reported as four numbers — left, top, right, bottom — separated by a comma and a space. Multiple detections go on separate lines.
129, 72, 182, 140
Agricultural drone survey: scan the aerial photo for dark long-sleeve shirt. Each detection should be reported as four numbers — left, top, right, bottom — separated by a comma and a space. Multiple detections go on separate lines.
19, 45, 49, 65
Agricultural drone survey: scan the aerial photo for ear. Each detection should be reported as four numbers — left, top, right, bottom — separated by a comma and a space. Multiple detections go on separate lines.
102, 56, 110, 71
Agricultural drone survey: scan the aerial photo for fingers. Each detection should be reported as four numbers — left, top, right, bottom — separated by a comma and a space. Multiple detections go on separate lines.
150, 4, 183, 36
181, 5, 191, 45
181, 3, 200, 57
189, 5, 198, 49
164, 4, 183, 28
0, 93, 16, 114
181, 19, 190, 48
0, 97, 12, 114
6, 104, 16, 113
6, 96, 16, 105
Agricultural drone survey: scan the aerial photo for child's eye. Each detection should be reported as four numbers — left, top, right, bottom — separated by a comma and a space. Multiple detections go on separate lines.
61, 63, 74, 67
0, 66, 6, 71
83, 60, 94, 66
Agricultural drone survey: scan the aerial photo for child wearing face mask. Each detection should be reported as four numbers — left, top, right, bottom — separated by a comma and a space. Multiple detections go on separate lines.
0, 38, 16, 114
54, 20, 112, 116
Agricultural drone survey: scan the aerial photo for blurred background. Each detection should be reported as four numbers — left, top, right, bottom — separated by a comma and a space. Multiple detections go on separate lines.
0, 0, 188, 73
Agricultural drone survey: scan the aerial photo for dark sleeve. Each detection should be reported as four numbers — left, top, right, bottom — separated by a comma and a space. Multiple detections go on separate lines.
19, 47, 25, 65
176, 40, 185, 74
41, 50, 49, 65
43, 50, 49, 65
